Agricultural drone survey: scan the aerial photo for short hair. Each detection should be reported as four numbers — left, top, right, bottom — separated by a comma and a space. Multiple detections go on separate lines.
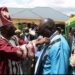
38, 18, 56, 37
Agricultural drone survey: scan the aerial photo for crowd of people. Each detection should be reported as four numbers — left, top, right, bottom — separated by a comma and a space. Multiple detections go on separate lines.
0, 7, 75, 75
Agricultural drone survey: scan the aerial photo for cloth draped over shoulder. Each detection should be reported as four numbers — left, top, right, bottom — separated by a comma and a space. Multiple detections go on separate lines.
34, 31, 70, 74
43, 32, 70, 74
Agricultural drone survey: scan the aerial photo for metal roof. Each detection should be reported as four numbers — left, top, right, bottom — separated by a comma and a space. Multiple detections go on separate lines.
8, 7, 69, 21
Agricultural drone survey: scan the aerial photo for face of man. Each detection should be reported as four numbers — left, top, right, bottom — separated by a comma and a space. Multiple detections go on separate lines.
0, 25, 16, 39
71, 28, 75, 36
38, 26, 51, 37
7, 25, 16, 37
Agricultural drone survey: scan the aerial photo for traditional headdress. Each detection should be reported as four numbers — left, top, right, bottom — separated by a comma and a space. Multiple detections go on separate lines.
0, 7, 12, 27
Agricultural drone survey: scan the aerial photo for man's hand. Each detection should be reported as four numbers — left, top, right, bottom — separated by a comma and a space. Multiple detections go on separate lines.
17, 45, 28, 59
70, 54, 75, 68
36, 37, 49, 45
16, 37, 49, 59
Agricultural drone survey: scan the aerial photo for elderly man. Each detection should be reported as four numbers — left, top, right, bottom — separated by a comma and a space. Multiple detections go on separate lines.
35, 18, 70, 74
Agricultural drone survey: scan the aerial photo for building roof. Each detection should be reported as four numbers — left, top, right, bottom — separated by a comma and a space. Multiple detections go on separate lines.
8, 7, 69, 21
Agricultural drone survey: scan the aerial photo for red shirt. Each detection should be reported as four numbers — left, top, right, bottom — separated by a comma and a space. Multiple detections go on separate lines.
0, 39, 21, 74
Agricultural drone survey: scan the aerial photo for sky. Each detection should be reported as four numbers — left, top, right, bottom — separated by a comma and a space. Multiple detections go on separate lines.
0, 0, 75, 16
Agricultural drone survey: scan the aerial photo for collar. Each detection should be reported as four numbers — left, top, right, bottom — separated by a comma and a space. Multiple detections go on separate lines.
0, 34, 9, 42
49, 31, 59, 40
0, 34, 5, 39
